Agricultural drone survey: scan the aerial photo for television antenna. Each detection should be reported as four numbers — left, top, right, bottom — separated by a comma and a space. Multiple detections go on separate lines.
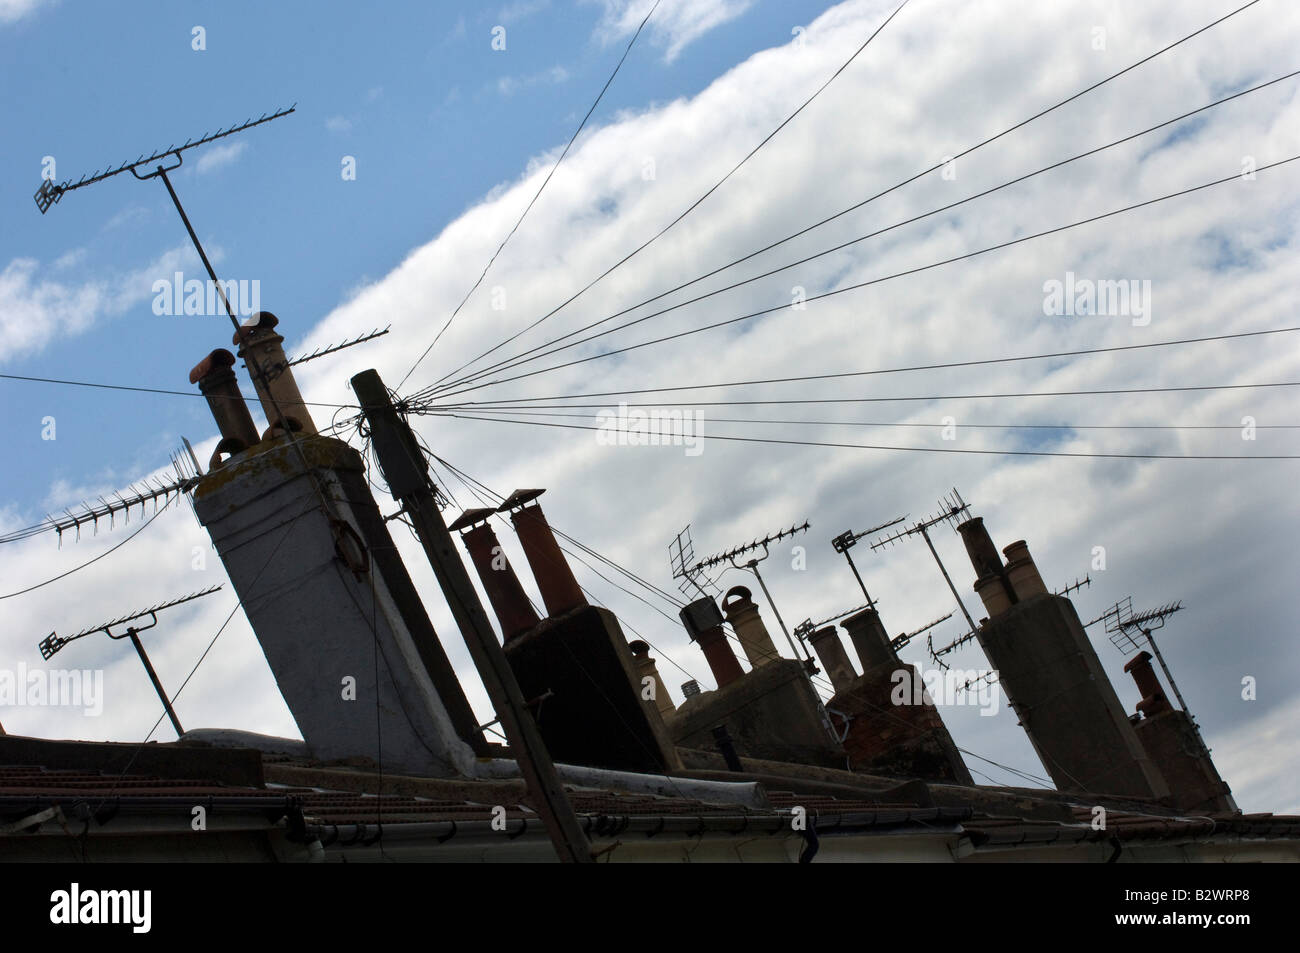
1055, 575, 1091, 599
890, 611, 953, 653
288, 326, 392, 368
792, 602, 873, 643
870, 489, 978, 632
38, 586, 223, 738
669, 524, 721, 600
1100, 597, 1191, 713
928, 628, 979, 671
692, 521, 811, 664
830, 514, 907, 609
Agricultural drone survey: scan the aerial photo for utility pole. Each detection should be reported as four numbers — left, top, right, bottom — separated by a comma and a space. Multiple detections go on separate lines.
351, 369, 593, 864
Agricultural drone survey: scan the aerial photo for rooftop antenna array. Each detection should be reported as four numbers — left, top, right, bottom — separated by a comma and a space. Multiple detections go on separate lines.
928, 628, 979, 671
692, 521, 812, 665
870, 488, 978, 633
37, 586, 223, 738
830, 514, 907, 609
669, 524, 721, 600
1055, 575, 1091, 599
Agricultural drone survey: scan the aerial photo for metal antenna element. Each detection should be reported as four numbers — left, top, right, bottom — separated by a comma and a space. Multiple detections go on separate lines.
691, 521, 811, 665
928, 628, 979, 671
831, 514, 906, 609
669, 524, 720, 600
33, 105, 296, 213
38, 585, 223, 738
870, 489, 978, 633
890, 611, 953, 652
1055, 575, 1091, 598
288, 326, 391, 367
792, 602, 874, 642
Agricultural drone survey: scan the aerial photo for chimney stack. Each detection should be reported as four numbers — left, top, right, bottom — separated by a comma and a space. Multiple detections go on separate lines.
807, 626, 858, 694
628, 640, 675, 716
680, 597, 744, 687
189, 348, 261, 467
498, 489, 587, 617
721, 586, 781, 667
232, 311, 317, 436
449, 508, 542, 642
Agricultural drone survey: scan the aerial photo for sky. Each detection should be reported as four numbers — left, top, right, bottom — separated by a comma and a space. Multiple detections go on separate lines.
1, 0, 1298, 813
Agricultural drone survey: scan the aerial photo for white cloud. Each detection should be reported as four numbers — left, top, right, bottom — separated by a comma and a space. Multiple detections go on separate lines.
496, 64, 570, 97
325, 115, 353, 134
193, 140, 247, 175
0, 244, 194, 363
587, 0, 755, 62
498, 0, 550, 24
0, 0, 51, 25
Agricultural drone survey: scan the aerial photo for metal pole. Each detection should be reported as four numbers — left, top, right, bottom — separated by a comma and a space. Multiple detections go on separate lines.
842, 548, 875, 609
918, 524, 978, 633
748, 560, 806, 663
127, 628, 184, 738
352, 369, 593, 864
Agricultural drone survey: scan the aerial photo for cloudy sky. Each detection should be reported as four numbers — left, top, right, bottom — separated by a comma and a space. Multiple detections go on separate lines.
1, 0, 1297, 813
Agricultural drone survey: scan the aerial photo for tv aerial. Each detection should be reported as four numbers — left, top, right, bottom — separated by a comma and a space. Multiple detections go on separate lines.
870, 488, 978, 632
38, 586, 223, 738
669, 524, 721, 601
692, 521, 811, 665
830, 514, 907, 609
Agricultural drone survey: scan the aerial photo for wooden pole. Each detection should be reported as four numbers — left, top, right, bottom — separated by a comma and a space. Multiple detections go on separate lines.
351, 370, 593, 863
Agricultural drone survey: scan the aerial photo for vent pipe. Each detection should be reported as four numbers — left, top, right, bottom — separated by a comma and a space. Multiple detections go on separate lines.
189, 348, 260, 466
232, 311, 317, 436
721, 586, 781, 667
449, 508, 541, 642
808, 626, 858, 694
498, 489, 587, 617
628, 640, 675, 716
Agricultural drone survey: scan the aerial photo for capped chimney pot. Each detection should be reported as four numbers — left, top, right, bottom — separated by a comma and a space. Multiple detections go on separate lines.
232, 310, 318, 436
500, 492, 587, 617
454, 513, 541, 642
189, 348, 260, 453
721, 586, 781, 667
1124, 650, 1172, 717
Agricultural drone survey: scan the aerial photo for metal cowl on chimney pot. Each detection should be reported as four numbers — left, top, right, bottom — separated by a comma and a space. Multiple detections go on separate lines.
232, 311, 317, 436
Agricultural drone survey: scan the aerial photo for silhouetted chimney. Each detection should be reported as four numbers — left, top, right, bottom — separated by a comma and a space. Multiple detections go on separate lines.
807, 625, 857, 693
840, 608, 893, 671
721, 586, 781, 667
189, 348, 260, 467
1124, 651, 1236, 814
232, 311, 317, 436
498, 489, 587, 617
449, 508, 541, 642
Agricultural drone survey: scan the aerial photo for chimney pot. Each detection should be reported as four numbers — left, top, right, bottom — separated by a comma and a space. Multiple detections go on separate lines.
500, 491, 588, 618
840, 608, 895, 671
455, 513, 541, 641
1124, 650, 1172, 717
190, 348, 260, 453
232, 310, 318, 436
808, 625, 858, 694
628, 640, 675, 716
721, 586, 781, 667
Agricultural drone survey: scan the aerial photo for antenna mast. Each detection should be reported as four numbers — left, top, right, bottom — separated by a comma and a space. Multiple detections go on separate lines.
830, 513, 906, 609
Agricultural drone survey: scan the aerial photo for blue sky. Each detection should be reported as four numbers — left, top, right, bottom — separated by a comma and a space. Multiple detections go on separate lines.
2, 0, 1298, 813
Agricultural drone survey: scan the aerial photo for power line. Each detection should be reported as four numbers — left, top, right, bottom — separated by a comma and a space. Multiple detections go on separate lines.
437, 412, 1300, 460
428, 379, 1300, 411
422, 325, 1300, 407
397, 0, 665, 389
424, 0, 915, 391
425, 153, 1300, 396
0, 370, 359, 410
422, 0, 1265, 398
440, 408, 1297, 432
430, 66, 1299, 395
